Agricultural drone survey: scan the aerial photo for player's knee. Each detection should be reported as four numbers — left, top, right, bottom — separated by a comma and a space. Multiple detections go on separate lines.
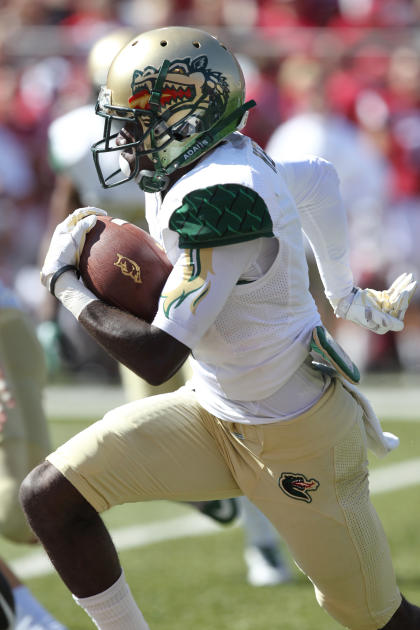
19, 461, 56, 522
19, 460, 90, 532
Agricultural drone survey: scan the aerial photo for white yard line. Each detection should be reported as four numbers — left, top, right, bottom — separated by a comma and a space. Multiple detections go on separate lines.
10, 457, 420, 580
10, 513, 224, 580
43, 382, 420, 421
368, 458, 420, 494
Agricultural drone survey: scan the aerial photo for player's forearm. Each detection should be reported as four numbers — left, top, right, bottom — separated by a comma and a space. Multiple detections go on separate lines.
46, 263, 189, 385
283, 157, 354, 305
304, 211, 354, 308
298, 167, 354, 305
79, 300, 189, 385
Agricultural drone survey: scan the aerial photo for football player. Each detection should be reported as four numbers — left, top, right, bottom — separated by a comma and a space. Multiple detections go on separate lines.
21, 26, 418, 630
44, 27, 292, 586
0, 281, 67, 628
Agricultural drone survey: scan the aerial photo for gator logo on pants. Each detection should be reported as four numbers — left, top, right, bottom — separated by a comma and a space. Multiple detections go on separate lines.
278, 472, 320, 503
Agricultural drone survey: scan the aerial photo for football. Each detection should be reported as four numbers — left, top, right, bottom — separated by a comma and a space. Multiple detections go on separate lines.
78, 216, 173, 323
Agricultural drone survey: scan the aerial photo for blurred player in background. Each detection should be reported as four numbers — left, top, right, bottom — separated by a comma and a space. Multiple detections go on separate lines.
0, 280, 67, 629
37, 27, 144, 382
22, 26, 419, 630
42, 27, 291, 588
265, 62, 392, 371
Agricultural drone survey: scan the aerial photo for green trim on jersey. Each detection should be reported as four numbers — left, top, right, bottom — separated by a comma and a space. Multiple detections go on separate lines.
169, 184, 274, 248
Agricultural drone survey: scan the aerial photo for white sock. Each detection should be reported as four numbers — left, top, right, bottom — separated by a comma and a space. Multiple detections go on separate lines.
73, 571, 150, 630
13, 585, 67, 629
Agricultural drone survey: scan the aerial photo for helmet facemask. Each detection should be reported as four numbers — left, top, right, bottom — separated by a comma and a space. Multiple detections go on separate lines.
92, 60, 177, 191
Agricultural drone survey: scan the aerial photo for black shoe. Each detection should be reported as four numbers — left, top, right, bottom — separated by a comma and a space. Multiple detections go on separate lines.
0, 570, 15, 630
197, 499, 239, 525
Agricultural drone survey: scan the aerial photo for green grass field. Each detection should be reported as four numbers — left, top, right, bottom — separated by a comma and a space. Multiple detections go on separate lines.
2, 413, 420, 629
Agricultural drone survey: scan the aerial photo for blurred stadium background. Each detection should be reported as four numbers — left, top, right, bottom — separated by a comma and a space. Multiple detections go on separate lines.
0, 0, 420, 627
2, 0, 420, 377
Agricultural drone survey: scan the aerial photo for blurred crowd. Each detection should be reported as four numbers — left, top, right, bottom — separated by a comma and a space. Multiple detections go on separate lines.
1, 0, 420, 377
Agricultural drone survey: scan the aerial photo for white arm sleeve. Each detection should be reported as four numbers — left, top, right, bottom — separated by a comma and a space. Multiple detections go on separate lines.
279, 156, 354, 306
152, 239, 261, 348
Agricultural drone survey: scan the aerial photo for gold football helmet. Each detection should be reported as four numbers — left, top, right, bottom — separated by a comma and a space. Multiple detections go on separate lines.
91, 26, 255, 192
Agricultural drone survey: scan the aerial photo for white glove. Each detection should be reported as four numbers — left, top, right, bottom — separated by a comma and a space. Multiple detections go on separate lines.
41, 207, 107, 292
334, 272, 417, 334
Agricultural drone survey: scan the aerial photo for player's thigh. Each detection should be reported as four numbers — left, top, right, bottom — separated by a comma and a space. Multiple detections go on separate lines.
47, 387, 241, 513
246, 381, 400, 630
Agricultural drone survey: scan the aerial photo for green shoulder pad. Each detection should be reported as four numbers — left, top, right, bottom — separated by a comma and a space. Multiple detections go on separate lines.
169, 183, 274, 248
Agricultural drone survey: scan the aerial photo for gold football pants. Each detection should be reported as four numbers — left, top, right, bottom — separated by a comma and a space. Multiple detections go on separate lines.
47, 378, 400, 629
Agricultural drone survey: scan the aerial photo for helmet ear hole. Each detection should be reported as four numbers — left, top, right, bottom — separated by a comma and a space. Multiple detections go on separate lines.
192, 41, 201, 48
160, 40, 168, 47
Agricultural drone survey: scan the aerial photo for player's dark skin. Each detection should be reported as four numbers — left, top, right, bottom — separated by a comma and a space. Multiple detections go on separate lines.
19, 122, 420, 628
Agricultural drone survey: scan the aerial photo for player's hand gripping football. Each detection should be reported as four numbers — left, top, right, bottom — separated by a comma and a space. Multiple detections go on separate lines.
41, 207, 107, 292
334, 272, 417, 334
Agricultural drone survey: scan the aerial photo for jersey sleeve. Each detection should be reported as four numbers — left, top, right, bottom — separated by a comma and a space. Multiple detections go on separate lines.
151, 239, 261, 348
279, 156, 354, 306
168, 183, 274, 248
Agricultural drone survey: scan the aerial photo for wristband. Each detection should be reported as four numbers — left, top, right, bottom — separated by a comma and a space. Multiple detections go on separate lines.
49, 265, 80, 296
54, 271, 98, 320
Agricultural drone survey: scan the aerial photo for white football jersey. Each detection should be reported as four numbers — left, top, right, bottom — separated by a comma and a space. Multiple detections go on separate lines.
147, 133, 354, 423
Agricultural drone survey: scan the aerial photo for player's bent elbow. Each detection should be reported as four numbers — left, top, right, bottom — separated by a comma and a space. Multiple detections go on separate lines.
116, 330, 190, 386
141, 333, 190, 386
137, 350, 189, 387
142, 373, 167, 387
134, 363, 176, 387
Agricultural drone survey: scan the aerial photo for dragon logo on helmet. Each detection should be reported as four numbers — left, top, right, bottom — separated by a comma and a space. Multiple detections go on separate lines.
128, 55, 230, 131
